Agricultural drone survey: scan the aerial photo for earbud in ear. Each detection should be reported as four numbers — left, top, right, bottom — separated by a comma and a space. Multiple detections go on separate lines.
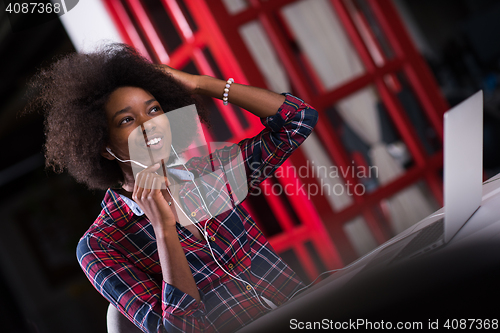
106, 147, 117, 159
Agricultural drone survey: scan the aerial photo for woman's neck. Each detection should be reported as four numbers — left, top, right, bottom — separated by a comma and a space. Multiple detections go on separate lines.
117, 187, 133, 199
120, 166, 136, 194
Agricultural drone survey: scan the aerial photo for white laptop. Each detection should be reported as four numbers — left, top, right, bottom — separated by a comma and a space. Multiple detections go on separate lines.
442, 90, 483, 242
362, 90, 484, 268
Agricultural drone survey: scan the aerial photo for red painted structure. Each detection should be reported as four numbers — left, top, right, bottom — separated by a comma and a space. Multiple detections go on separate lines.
102, 0, 448, 283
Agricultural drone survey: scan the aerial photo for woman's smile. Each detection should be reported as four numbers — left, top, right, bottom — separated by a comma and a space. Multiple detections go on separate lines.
145, 136, 162, 147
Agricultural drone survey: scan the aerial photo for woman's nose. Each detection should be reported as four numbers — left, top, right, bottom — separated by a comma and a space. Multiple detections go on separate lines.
141, 117, 157, 134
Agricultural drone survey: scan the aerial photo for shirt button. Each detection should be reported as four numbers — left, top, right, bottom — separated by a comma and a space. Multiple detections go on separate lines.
210, 236, 216, 241
228, 263, 233, 269
246, 285, 252, 291
190, 212, 196, 217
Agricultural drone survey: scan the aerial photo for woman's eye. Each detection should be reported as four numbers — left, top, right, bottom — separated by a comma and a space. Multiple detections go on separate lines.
119, 117, 133, 125
150, 106, 161, 114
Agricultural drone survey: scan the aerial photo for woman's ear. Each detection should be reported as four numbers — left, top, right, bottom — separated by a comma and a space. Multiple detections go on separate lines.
101, 146, 115, 161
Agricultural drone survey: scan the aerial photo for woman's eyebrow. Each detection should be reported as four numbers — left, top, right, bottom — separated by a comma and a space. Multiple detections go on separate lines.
112, 107, 131, 121
112, 98, 157, 121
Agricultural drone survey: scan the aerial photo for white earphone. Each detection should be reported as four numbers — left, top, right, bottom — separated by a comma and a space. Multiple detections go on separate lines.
106, 147, 149, 168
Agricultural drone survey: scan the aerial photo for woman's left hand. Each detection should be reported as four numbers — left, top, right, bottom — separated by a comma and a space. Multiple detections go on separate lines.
132, 163, 177, 233
157, 64, 201, 95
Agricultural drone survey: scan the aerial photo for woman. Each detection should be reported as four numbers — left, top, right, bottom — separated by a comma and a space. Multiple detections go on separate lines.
28, 44, 318, 332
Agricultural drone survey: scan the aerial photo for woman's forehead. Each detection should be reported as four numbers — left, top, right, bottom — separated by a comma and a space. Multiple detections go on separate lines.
105, 87, 156, 116
108, 86, 154, 104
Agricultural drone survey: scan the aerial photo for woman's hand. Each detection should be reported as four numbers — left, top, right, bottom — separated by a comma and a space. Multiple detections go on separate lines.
158, 63, 285, 117
157, 64, 201, 95
132, 163, 176, 232
132, 164, 201, 303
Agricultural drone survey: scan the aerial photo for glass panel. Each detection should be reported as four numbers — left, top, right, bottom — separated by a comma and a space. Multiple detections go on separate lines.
300, 133, 355, 211
239, 20, 292, 93
177, 0, 198, 33
120, 0, 157, 61
141, 0, 183, 52
328, 86, 406, 189
344, 0, 395, 66
330, 83, 443, 186
281, 0, 365, 91
390, 71, 442, 155
201, 47, 223, 80
385, 181, 439, 234
322, 106, 378, 195
221, 0, 250, 15
343, 216, 378, 257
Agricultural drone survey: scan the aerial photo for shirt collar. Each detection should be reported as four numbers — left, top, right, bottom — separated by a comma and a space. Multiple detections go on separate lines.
101, 189, 135, 227
119, 194, 145, 216
167, 167, 195, 181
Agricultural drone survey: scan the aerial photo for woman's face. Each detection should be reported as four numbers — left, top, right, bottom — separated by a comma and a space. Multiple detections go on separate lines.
102, 86, 172, 167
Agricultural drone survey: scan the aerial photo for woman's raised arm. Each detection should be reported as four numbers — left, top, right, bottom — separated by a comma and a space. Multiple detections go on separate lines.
158, 65, 286, 118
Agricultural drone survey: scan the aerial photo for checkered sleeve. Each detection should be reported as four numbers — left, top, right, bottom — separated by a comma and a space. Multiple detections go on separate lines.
240, 93, 318, 192
77, 234, 207, 333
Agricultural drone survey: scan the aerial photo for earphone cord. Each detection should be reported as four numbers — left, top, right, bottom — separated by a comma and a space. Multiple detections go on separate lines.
106, 148, 149, 168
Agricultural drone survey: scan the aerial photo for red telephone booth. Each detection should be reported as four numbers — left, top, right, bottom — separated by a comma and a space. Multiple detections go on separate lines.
103, 0, 448, 283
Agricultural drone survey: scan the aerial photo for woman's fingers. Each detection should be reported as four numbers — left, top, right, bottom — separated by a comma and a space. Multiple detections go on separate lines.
135, 164, 163, 188
133, 171, 145, 200
145, 163, 161, 173
152, 177, 164, 192
133, 164, 170, 202
157, 64, 198, 94
130, 165, 177, 228
142, 172, 154, 199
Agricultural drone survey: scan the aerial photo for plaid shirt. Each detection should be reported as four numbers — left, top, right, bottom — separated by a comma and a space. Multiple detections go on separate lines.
77, 94, 318, 333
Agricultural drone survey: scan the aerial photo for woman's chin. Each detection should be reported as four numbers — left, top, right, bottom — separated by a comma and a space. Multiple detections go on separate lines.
151, 148, 171, 163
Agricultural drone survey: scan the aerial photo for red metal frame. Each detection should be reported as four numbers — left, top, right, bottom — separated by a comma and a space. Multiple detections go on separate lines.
102, 0, 151, 60
102, 0, 448, 277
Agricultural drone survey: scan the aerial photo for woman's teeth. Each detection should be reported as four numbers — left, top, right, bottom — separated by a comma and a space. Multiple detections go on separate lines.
147, 137, 161, 146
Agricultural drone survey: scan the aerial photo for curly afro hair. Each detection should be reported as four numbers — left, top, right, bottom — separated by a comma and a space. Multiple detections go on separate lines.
26, 43, 208, 190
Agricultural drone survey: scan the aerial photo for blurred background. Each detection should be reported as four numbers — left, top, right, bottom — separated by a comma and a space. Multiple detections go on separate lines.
1, 0, 500, 332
